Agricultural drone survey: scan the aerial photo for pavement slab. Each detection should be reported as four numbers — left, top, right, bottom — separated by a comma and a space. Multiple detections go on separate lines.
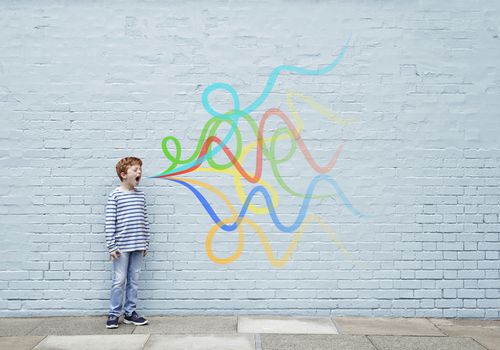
260, 334, 377, 350
430, 319, 500, 328
28, 316, 134, 336
32, 334, 149, 350
132, 316, 237, 334
473, 336, 500, 350
429, 318, 500, 338
0, 318, 44, 336
334, 317, 445, 336
0, 336, 45, 350
238, 316, 338, 334
368, 335, 489, 350
143, 334, 255, 350
429, 319, 500, 350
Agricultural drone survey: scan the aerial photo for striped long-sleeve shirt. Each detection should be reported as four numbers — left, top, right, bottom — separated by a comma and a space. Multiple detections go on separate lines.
105, 188, 150, 253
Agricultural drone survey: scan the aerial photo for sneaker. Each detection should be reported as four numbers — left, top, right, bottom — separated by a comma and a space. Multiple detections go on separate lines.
124, 311, 148, 326
106, 315, 119, 329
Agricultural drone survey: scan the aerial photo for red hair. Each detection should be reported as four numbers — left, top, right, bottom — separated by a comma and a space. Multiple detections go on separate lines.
115, 157, 142, 181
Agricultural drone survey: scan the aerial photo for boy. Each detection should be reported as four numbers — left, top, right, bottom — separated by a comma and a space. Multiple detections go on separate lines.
105, 157, 150, 329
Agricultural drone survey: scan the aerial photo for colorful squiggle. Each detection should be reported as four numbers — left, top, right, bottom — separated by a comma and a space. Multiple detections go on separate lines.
167, 174, 362, 232
167, 177, 354, 267
155, 41, 364, 266
156, 108, 344, 183
156, 40, 350, 177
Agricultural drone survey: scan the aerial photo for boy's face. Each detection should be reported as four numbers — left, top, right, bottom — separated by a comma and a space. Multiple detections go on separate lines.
121, 164, 142, 188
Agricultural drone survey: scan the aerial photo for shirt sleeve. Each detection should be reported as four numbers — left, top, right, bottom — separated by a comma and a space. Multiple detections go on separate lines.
105, 193, 118, 253
144, 195, 150, 249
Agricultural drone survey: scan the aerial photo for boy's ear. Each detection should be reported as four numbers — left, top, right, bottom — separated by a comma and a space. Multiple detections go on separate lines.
120, 171, 127, 181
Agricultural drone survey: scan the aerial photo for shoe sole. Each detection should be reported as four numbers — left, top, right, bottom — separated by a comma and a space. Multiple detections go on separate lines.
106, 324, 119, 329
123, 319, 149, 326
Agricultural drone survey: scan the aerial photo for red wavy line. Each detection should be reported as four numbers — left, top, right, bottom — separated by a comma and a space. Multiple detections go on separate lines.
159, 107, 344, 182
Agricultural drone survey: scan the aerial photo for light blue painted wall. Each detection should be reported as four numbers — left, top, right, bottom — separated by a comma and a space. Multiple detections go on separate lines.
1, 0, 499, 318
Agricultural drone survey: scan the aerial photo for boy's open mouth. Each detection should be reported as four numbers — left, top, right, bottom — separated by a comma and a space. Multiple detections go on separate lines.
135, 176, 141, 182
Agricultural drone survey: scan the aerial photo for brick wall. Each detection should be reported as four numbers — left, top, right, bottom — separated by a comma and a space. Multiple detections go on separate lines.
1, 0, 499, 318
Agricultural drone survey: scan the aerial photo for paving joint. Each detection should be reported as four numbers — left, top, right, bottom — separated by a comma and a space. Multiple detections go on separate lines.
365, 335, 381, 350
255, 333, 262, 350
426, 317, 448, 336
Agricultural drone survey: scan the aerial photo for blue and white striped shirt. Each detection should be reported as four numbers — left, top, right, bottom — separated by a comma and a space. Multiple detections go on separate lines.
105, 188, 150, 253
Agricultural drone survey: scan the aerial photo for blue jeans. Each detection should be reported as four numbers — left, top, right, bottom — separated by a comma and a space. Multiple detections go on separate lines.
108, 250, 144, 317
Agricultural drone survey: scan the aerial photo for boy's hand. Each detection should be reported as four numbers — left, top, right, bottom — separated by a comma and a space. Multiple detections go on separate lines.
110, 251, 121, 260
143, 250, 148, 257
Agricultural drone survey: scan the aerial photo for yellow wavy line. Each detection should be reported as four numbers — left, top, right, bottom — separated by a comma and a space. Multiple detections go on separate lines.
171, 176, 355, 267
286, 90, 355, 126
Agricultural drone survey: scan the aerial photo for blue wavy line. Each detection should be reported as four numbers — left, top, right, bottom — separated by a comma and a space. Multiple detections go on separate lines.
167, 174, 363, 232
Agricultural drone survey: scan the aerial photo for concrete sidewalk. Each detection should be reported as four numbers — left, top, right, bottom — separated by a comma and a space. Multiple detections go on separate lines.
0, 316, 499, 350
